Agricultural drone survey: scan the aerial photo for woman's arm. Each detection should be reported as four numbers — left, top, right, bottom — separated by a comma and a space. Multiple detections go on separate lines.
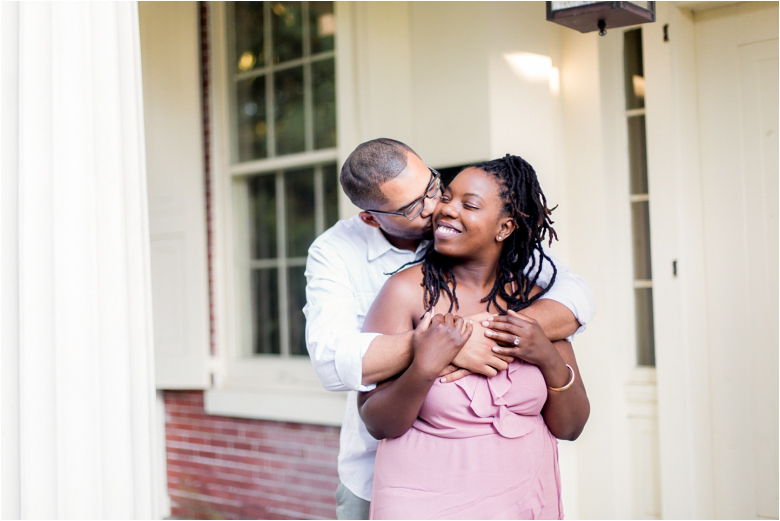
539, 339, 589, 440
359, 312, 471, 439
357, 272, 472, 439
485, 310, 589, 440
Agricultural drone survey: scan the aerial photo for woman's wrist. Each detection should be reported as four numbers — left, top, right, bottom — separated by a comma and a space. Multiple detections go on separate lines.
408, 358, 442, 384
537, 352, 570, 389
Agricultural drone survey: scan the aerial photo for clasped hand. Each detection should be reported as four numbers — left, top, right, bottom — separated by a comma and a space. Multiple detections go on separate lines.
412, 309, 558, 383
411, 311, 472, 380
482, 309, 558, 369
437, 310, 559, 382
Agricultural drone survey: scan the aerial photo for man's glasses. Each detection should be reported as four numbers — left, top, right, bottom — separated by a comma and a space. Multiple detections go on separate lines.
365, 168, 442, 221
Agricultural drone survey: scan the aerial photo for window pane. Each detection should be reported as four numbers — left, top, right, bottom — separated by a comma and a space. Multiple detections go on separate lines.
623, 28, 645, 110
287, 266, 308, 356
274, 66, 305, 155
285, 167, 316, 257
628, 115, 648, 195
312, 58, 336, 150
234, 2, 265, 72
236, 77, 268, 161
249, 174, 277, 259
631, 200, 652, 281
635, 287, 656, 366
271, 2, 303, 64
252, 268, 280, 354
310, 2, 335, 54
323, 163, 340, 228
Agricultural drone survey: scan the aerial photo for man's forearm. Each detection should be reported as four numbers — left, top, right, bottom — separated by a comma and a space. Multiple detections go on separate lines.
520, 299, 579, 340
361, 300, 577, 386
361, 331, 414, 385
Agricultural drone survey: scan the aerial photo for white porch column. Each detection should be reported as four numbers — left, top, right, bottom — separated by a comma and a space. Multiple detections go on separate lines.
1, 2, 158, 519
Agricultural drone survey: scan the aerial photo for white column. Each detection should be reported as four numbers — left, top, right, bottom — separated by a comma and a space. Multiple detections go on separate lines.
1, 2, 158, 518
1, 2, 23, 519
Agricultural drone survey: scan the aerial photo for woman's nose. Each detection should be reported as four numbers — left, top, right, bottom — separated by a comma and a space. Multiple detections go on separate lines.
436, 198, 458, 218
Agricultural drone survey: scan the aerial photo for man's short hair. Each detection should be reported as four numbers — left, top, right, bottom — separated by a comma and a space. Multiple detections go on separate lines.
340, 138, 417, 210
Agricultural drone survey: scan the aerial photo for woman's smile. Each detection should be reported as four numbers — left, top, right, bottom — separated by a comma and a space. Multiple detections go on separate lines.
434, 220, 461, 239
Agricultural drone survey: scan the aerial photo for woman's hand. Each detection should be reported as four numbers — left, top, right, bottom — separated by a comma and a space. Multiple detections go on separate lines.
482, 310, 568, 387
412, 312, 473, 380
359, 312, 473, 440
483, 310, 589, 440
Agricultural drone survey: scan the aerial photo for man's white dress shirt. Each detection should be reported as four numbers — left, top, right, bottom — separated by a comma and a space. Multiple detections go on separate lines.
303, 215, 595, 501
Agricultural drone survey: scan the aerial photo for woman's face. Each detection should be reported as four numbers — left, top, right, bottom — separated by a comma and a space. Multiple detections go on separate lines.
433, 167, 513, 258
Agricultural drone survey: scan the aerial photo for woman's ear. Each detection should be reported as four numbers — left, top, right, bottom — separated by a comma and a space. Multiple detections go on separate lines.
496, 218, 516, 242
359, 211, 382, 229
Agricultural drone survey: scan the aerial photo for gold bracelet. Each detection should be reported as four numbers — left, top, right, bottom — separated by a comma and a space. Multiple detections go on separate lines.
547, 364, 575, 392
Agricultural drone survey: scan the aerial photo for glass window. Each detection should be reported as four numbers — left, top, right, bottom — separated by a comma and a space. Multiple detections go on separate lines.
624, 28, 655, 367
623, 28, 645, 111
234, 2, 266, 72
312, 58, 336, 149
631, 200, 652, 281
272, 2, 304, 64
274, 66, 306, 155
230, 1, 336, 162
309, 1, 335, 54
228, 2, 338, 358
634, 288, 656, 366
627, 115, 648, 195
239, 164, 339, 357
252, 268, 280, 355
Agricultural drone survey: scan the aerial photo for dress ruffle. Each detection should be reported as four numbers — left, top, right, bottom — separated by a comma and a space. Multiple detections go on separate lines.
452, 361, 543, 439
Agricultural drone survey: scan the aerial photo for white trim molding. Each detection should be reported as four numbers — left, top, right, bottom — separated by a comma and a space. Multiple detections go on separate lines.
205, 2, 348, 426
206, 387, 347, 427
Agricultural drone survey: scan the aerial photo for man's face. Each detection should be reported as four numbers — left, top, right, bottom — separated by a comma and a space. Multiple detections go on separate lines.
367, 152, 440, 243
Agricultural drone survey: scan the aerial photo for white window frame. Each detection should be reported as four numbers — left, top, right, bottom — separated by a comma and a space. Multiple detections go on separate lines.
205, 2, 348, 426
623, 27, 656, 369
600, 23, 662, 519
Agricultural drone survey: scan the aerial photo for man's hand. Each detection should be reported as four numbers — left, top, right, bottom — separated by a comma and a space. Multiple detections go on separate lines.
441, 312, 513, 383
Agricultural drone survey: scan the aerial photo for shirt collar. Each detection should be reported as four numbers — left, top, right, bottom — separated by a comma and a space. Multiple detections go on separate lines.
365, 223, 428, 261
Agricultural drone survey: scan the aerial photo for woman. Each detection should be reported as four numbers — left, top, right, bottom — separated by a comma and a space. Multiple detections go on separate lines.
358, 155, 590, 519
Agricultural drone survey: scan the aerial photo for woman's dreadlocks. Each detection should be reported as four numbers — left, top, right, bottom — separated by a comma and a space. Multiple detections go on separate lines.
417, 154, 558, 315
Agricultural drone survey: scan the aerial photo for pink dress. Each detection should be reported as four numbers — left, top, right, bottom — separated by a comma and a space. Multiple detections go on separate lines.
370, 360, 563, 520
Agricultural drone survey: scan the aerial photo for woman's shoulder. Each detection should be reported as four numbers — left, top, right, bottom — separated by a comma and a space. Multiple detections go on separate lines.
379, 263, 424, 299
391, 263, 425, 283
364, 264, 425, 333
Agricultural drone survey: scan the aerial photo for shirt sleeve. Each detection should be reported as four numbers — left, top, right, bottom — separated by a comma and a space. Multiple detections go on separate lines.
525, 247, 596, 339
303, 239, 379, 393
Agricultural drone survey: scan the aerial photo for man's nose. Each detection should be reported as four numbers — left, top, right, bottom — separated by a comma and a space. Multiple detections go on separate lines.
419, 193, 439, 218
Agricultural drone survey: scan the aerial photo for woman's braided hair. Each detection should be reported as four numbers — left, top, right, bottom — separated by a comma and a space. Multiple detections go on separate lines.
418, 154, 558, 315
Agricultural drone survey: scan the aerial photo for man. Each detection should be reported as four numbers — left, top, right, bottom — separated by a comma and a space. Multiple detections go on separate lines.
304, 138, 594, 519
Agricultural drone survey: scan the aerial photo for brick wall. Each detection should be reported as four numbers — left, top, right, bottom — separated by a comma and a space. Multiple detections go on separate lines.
164, 391, 340, 519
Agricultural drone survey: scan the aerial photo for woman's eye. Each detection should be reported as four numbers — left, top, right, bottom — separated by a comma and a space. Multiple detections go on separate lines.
440, 195, 451, 203
463, 204, 478, 210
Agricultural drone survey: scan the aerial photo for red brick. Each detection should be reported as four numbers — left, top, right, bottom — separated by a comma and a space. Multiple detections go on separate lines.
164, 388, 339, 519
231, 440, 253, 451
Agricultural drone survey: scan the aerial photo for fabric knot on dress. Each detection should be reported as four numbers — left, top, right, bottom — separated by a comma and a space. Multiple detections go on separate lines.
453, 360, 544, 439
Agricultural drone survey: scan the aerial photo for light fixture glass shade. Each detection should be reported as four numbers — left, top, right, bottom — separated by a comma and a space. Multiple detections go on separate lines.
547, 1, 655, 34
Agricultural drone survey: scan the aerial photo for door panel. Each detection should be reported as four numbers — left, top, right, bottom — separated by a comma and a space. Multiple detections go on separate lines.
737, 37, 779, 521
694, 3, 778, 518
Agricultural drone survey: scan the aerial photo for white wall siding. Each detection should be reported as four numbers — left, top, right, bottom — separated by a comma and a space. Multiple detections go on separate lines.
139, 2, 211, 390
642, 5, 714, 517
409, 2, 491, 169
